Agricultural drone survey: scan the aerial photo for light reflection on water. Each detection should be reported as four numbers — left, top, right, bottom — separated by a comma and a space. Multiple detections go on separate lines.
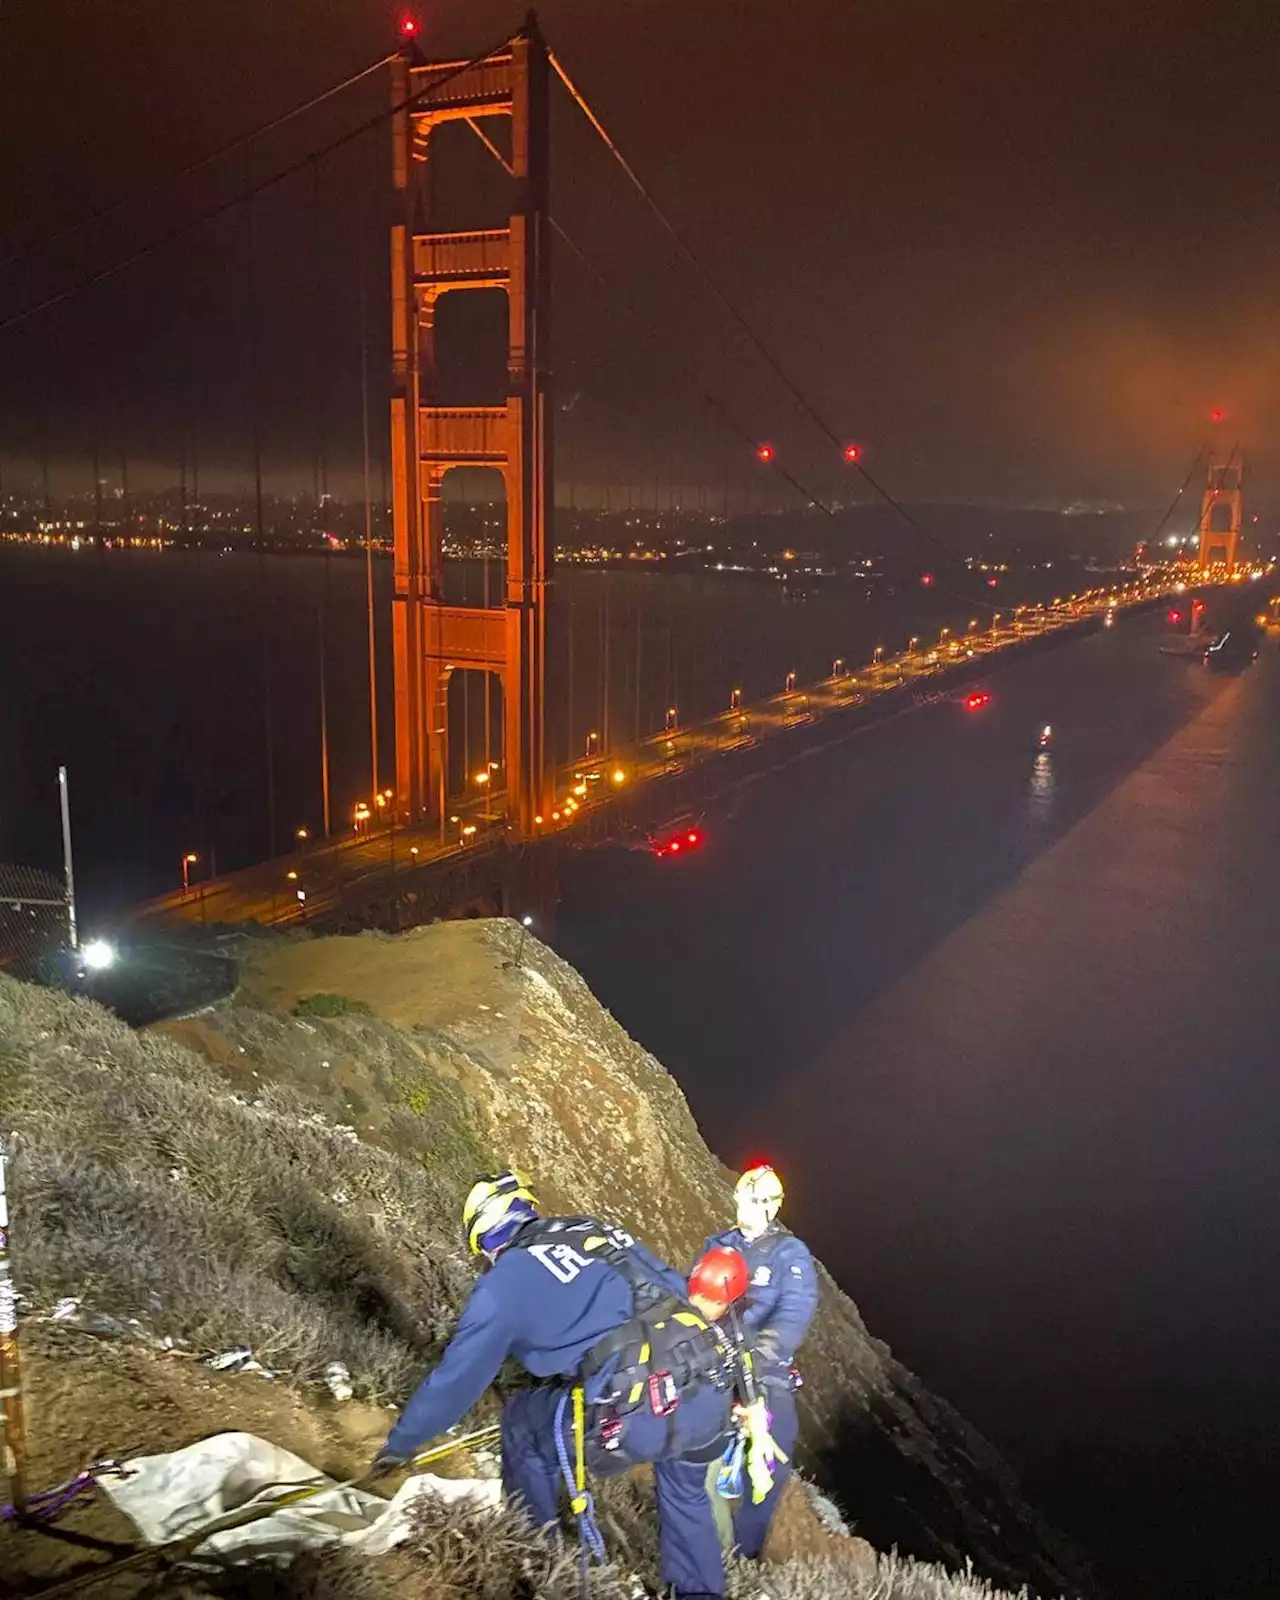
1027, 748, 1056, 809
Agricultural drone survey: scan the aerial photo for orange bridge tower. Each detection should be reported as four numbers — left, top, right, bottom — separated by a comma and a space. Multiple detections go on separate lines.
389, 18, 553, 833
1197, 453, 1242, 572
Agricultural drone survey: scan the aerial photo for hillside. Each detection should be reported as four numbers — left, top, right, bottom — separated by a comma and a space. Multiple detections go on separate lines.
0, 921, 1086, 1597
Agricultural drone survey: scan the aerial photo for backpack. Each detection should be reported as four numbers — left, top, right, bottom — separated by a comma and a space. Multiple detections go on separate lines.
510, 1215, 672, 1316
510, 1216, 750, 1443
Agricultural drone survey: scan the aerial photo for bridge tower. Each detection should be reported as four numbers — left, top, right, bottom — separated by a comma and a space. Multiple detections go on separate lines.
389, 18, 553, 834
1197, 453, 1242, 571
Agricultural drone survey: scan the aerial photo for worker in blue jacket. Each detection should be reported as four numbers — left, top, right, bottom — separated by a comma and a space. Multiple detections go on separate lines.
372, 1172, 745, 1600
702, 1164, 819, 1558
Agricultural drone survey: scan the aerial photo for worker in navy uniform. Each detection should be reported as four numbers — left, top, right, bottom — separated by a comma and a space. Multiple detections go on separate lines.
701, 1164, 818, 1558
372, 1172, 752, 1600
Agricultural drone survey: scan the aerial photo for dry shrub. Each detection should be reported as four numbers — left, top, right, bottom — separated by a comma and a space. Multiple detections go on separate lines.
166, 1498, 652, 1600
0, 974, 487, 1401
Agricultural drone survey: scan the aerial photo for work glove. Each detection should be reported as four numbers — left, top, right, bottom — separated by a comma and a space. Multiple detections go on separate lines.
368, 1449, 411, 1479
742, 1397, 788, 1504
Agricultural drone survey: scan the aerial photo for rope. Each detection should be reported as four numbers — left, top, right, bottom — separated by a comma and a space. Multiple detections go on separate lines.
553, 1387, 606, 1574
0, 1465, 110, 1525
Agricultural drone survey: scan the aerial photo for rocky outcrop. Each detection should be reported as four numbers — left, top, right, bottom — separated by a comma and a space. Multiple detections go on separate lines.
220, 921, 1087, 1594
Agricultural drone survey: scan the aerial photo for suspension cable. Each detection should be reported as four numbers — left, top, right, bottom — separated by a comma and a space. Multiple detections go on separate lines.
0, 36, 515, 338
463, 118, 843, 528
1146, 444, 1206, 549
548, 49, 968, 570
463, 117, 996, 609
0, 55, 397, 277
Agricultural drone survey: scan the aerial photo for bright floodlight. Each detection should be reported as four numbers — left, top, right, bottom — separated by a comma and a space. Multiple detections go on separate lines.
81, 939, 116, 971
522, 915, 533, 928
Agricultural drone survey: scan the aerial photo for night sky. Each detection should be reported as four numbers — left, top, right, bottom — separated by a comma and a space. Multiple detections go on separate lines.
4, 1, 1280, 507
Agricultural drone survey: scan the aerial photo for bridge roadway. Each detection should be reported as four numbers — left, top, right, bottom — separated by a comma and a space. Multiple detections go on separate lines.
125, 580, 1180, 932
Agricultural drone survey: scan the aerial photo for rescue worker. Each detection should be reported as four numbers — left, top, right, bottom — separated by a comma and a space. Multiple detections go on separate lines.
371, 1173, 751, 1599
702, 1164, 818, 1558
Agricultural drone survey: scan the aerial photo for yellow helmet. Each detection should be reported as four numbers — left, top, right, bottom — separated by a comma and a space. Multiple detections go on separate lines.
735, 1163, 784, 1218
463, 1171, 539, 1256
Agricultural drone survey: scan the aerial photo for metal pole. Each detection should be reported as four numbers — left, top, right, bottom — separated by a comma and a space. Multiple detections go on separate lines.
0, 1133, 28, 1518
57, 766, 77, 952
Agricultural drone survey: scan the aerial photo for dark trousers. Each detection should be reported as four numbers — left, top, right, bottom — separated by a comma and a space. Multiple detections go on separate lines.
732, 1383, 799, 1559
501, 1385, 726, 1598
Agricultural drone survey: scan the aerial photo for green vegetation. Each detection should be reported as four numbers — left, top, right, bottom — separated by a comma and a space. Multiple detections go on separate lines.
293, 993, 375, 1020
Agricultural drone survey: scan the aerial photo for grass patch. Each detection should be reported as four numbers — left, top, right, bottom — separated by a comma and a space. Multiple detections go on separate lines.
293, 994, 375, 1020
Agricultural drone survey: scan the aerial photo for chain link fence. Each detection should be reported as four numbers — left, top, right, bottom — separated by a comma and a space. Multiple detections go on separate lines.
0, 864, 70, 984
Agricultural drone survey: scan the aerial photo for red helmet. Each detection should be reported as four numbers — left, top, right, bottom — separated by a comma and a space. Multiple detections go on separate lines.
688, 1246, 749, 1308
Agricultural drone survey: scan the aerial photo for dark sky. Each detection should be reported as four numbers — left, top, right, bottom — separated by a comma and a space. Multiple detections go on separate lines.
2, 0, 1280, 508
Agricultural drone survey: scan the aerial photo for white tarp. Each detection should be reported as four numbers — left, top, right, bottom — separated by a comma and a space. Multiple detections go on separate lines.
98, 1431, 500, 1563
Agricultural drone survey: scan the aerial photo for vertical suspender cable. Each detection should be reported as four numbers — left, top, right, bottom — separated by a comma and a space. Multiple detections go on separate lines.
359, 143, 380, 804
483, 539, 492, 819
312, 156, 333, 838
244, 144, 277, 862
602, 573, 611, 754
318, 593, 332, 838
633, 596, 642, 743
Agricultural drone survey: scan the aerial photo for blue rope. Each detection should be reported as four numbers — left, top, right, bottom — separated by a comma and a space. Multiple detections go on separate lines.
553, 1391, 607, 1566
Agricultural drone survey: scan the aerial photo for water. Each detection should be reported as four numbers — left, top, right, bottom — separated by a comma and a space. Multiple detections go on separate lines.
0, 543, 1047, 912
553, 596, 1280, 1597
4, 541, 1275, 1590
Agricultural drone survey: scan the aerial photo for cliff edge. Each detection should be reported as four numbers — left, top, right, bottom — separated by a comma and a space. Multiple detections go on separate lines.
0, 919, 1086, 1596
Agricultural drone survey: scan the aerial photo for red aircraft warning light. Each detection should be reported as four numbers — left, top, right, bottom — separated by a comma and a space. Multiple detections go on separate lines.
756, 443, 775, 465
654, 826, 705, 859
920, 572, 935, 587
843, 443, 861, 464
1210, 407, 1225, 423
